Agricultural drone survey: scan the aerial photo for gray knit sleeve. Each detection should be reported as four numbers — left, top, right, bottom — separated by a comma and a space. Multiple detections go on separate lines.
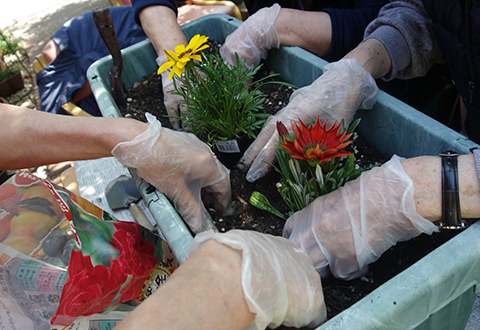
473, 149, 480, 186
362, 0, 443, 81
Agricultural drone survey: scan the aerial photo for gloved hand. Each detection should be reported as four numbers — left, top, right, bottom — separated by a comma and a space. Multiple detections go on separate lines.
283, 155, 439, 280
156, 55, 187, 130
185, 229, 327, 329
112, 113, 231, 234
238, 58, 378, 182
220, 3, 281, 69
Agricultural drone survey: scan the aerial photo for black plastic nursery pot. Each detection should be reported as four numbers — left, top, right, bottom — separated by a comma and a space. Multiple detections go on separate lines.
87, 14, 480, 330
214, 137, 254, 169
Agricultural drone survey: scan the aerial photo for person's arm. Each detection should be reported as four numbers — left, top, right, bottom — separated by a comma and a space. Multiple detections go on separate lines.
0, 105, 231, 234
132, 1, 189, 129
273, 9, 332, 58
360, 0, 442, 81
319, 0, 388, 61
114, 239, 254, 330
222, 1, 388, 64
137, 5, 187, 57
343, 38, 392, 79
402, 153, 480, 221
0, 104, 146, 170
283, 153, 480, 279
115, 230, 326, 330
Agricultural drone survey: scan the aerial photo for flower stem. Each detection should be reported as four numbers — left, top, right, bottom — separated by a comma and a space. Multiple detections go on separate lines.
192, 67, 217, 105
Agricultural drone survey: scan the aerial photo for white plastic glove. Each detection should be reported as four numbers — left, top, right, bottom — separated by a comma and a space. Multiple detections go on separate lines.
185, 229, 327, 329
112, 113, 231, 234
283, 155, 439, 280
156, 55, 187, 130
238, 58, 379, 182
220, 3, 281, 69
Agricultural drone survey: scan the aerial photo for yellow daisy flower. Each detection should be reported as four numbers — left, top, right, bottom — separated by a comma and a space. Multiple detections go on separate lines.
157, 34, 210, 80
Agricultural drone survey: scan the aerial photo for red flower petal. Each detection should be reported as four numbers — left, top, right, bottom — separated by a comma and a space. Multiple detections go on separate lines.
281, 117, 352, 164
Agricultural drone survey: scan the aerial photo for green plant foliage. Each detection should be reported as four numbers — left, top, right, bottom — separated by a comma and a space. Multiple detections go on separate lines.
170, 50, 296, 145
251, 118, 381, 218
0, 30, 24, 56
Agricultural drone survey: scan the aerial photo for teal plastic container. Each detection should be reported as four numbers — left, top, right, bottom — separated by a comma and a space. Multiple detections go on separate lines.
87, 14, 480, 330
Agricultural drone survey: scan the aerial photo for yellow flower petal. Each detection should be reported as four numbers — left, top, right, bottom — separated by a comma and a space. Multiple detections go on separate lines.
187, 34, 201, 51
190, 54, 202, 62
168, 69, 175, 81
165, 49, 179, 62
195, 44, 209, 53
173, 65, 185, 77
158, 35, 209, 79
157, 61, 174, 75
175, 44, 186, 55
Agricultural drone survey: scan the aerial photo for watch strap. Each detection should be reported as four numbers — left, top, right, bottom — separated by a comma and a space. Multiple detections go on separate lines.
439, 151, 466, 230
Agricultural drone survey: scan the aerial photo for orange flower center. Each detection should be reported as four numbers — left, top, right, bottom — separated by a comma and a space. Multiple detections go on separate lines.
303, 142, 327, 156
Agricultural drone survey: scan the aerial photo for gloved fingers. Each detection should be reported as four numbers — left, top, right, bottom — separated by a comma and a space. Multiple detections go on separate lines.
237, 114, 278, 171
184, 230, 326, 329
161, 75, 186, 130
220, 3, 280, 68
200, 168, 232, 213
245, 129, 279, 182
283, 211, 331, 276
321, 58, 378, 111
171, 183, 217, 234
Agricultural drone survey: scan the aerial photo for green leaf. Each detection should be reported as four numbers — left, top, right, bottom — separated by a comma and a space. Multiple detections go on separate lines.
249, 191, 286, 220
347, 118, 361, 135
315, 164, 324, 186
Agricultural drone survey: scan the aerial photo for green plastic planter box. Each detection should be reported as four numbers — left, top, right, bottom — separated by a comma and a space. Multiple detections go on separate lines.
87, 14, 480, 330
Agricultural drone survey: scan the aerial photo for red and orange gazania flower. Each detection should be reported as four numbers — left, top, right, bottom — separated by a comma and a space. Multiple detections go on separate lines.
277, 117, 353, 167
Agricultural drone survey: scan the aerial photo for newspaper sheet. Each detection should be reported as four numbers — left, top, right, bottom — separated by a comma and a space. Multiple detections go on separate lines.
73, 157, 157, 229
0, 245, 66, 330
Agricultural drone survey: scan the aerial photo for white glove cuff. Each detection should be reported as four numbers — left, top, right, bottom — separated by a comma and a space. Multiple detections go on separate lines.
111, 113, 162, 168
156, 54, 167, 67
185, 230, 326, 330
156, 55, 174, 85
386, 155, 439, 234
354, 155, 439, 271
258, 3, 281, 51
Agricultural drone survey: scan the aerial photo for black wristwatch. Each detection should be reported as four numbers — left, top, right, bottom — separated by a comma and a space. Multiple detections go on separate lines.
439, 151, 467, 230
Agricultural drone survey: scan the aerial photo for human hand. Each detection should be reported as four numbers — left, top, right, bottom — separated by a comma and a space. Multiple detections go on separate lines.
185, 229, 326, 329
156, 55, 187, 130
238, 58, 378, 182
220, 3, 281, 69
111, 113, 231, 234
283, 155, 439, 280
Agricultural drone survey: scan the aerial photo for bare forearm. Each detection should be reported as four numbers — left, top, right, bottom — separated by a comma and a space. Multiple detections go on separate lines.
275, 9, 332, 58
402, 154, 480, 221
138, 6, 187, 56
343, 38, 392, 79
115, 240, 254, 330
0, 105, 147, 169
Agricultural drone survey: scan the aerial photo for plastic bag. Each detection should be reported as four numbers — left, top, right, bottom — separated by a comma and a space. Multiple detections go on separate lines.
0, 171, 177, 328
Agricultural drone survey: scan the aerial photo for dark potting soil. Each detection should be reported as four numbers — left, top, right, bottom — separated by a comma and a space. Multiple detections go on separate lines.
121, 44, 462, 324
